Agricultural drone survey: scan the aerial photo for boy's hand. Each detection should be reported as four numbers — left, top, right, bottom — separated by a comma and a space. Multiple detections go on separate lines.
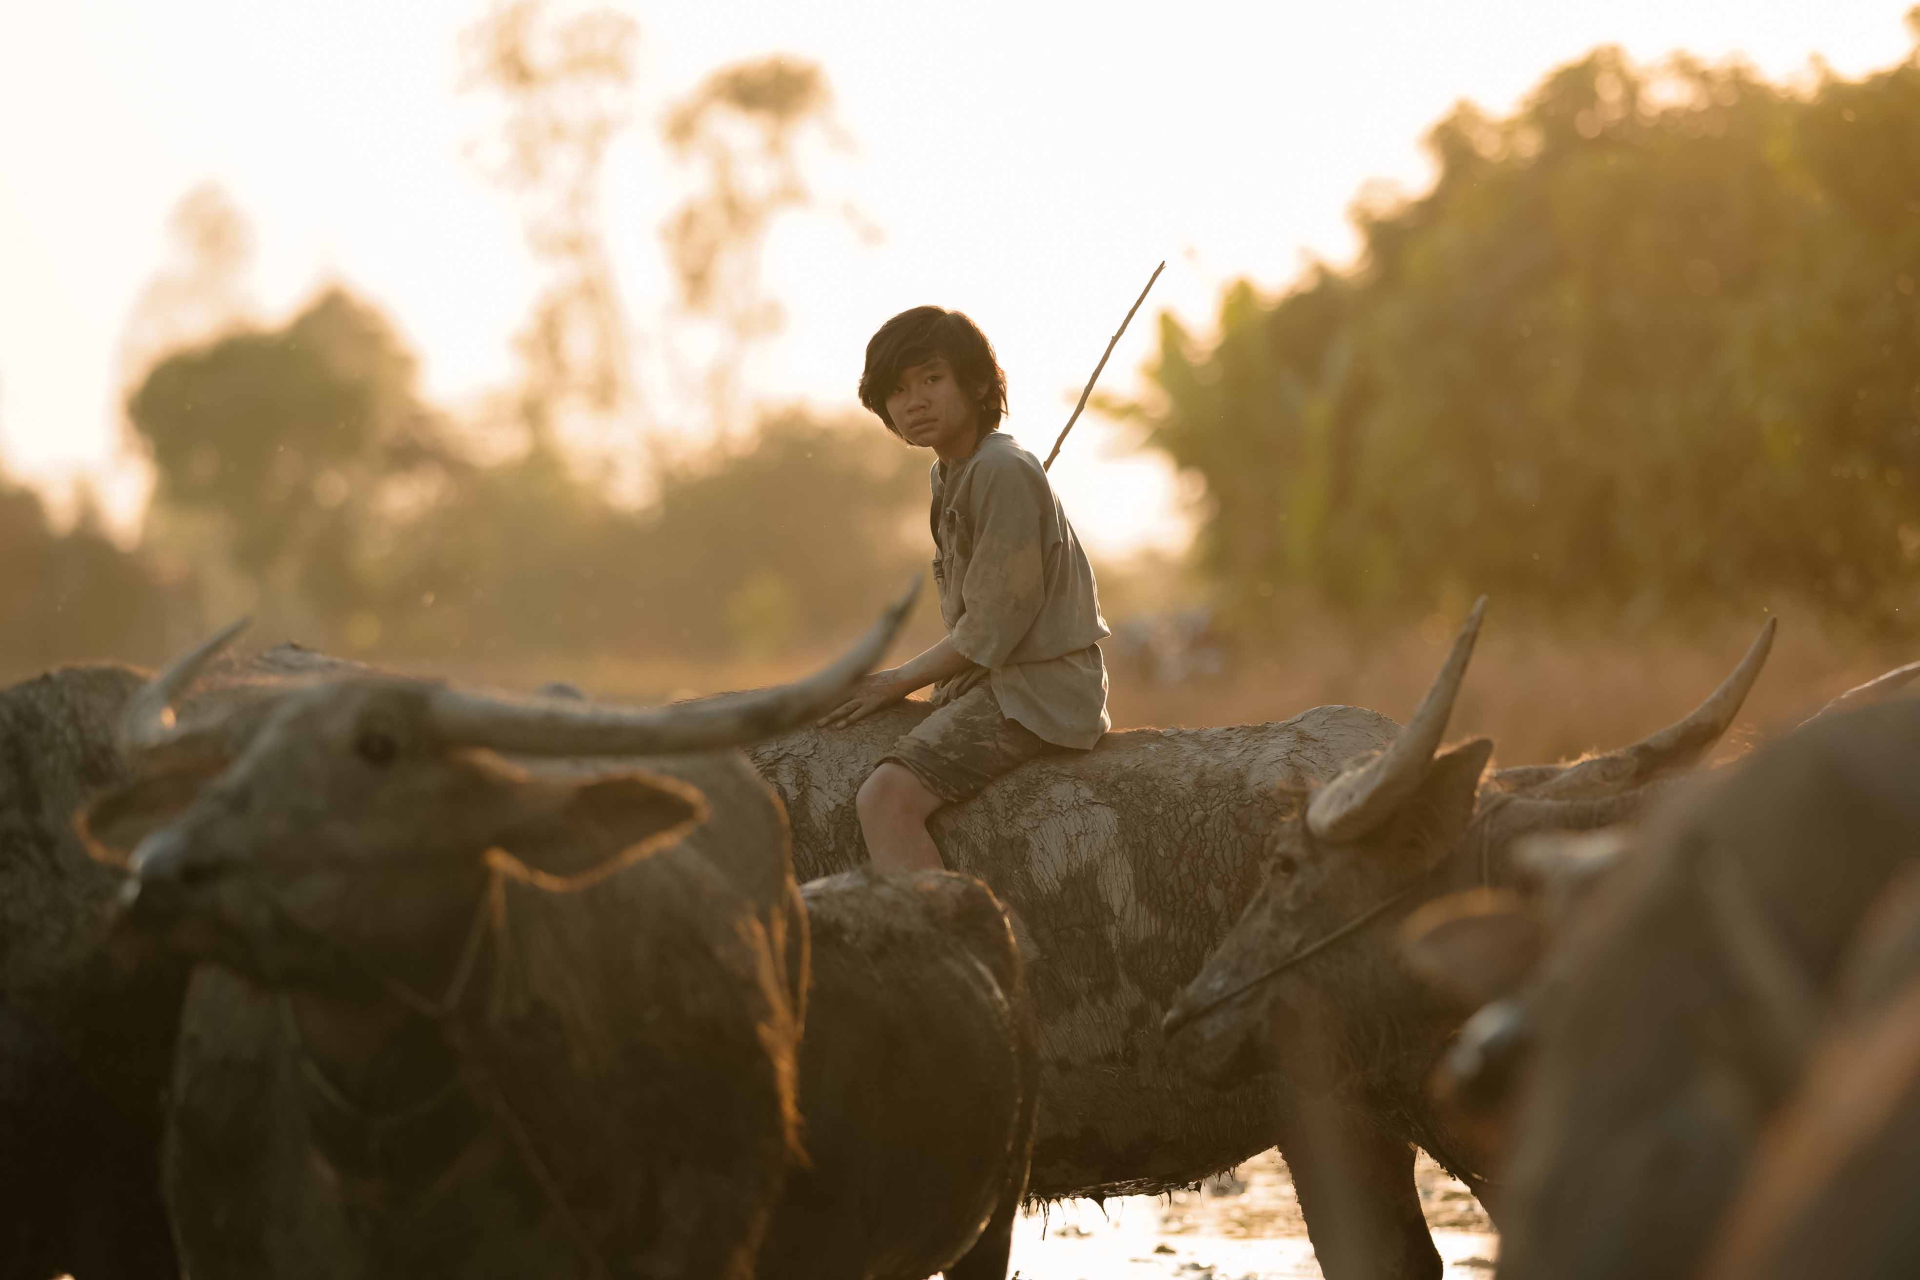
819, 671, 907, 729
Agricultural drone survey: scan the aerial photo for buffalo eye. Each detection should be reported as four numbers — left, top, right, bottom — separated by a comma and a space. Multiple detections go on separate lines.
355, 728, 399, 767
1273, 854, 1298, 876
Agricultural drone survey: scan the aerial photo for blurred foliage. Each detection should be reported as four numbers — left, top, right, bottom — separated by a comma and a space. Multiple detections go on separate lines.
367, 404, 925, 660
125, 288, 448, 640
118, 183, 256, 389
461, 0, 641, 441
630, 406, 926, 653
663, 54, 848, 434
0, 477, 179, 670
35, 26, 1920, 689
115, 267, 925, 660
1124, 34, 1920, 632
61, 12, 910, 674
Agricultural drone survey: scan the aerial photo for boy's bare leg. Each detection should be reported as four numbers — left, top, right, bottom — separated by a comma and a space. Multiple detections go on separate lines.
856, 763, 947, 874
857, 762, 1044, 960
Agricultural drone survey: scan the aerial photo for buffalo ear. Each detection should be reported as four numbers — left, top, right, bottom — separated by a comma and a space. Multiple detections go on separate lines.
1378, 737, 1493, 860
490, 771, 708, 889
1400, 888, 1545, 1008
77, 762, 226, 867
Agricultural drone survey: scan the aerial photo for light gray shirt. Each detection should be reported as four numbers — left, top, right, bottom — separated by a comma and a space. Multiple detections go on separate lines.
926, 431, 1111, 749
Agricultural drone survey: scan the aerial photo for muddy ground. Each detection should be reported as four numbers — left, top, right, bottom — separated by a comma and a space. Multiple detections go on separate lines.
1009, 1150, 1496, 1279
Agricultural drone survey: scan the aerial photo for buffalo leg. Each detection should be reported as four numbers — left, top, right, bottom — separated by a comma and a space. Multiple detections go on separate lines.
946, 967, 1038, 1280
1278, 1104, 1441, 1280
942, 1193, 1016, 1280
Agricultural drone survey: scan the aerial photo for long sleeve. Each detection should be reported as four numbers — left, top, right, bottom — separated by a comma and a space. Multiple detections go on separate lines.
926, 432, 1111, 748
947, 457, 1051, 670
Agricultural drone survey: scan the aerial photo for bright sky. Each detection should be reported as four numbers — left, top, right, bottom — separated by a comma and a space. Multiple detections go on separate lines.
1, 1, 1913, 557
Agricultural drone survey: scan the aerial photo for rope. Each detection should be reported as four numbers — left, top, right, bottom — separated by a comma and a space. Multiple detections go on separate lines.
1175, 875, 1438, 1027
270, 871, 612, 1278
1171, 792, 1519, 1030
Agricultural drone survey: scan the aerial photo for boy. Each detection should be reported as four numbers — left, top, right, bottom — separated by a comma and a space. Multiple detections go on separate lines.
820, 306, 1110, 876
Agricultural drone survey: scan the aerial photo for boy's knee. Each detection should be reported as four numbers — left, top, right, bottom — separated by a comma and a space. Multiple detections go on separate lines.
858, 762, 940, 825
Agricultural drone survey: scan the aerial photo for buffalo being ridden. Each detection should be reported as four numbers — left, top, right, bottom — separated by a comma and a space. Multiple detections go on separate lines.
754, 597, 1777, 1280
82, 592, 910, 1280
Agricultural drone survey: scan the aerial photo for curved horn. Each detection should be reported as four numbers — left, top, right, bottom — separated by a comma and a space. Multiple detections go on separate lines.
1483, 783, 1675, 853
428, 578, 921, 757
1485, 763, 1566, 792
1308, 597, 1486, 842
1517, 617, 1775, 801
120, 618, 252, 758
1800, 659, 1920, 728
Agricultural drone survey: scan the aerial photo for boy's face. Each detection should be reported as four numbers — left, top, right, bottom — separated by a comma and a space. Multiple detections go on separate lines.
886, 356, 981, 460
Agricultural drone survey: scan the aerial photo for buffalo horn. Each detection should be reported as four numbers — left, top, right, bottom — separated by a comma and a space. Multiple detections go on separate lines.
427, 578, 920, 757
1308, 597, 1487, 843
119, 617, 252, 758
1512, 617, 1775, 801
1486, 787, 1668, 849
1799, 658, 1920, 728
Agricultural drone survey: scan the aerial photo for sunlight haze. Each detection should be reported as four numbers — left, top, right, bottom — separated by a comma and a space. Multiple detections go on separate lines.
1, 0, 1912, 555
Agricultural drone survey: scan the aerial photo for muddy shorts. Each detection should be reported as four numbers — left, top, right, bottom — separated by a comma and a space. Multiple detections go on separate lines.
881, 683, 1061, 804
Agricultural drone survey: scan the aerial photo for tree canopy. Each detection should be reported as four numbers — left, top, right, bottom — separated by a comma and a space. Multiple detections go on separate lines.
126, 287, 442, 633
121, 279, 924, 659
1126, 34, 1920, 631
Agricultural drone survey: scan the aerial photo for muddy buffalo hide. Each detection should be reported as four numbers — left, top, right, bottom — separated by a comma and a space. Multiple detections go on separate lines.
751, 701, 1399, 1199
758, 869, 1037, 1280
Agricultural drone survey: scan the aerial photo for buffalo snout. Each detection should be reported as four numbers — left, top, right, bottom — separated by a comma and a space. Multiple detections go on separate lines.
1163, 989, 1278, 1089
107, 822, 241, 967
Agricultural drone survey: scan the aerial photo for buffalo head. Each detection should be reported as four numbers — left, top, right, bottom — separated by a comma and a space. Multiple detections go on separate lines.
1161, 601, 1777, 1137
81, 584, 917, 992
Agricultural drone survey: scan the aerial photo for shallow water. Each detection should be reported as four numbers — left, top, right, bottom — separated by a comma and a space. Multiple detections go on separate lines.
1009, 1150, 1497, 1279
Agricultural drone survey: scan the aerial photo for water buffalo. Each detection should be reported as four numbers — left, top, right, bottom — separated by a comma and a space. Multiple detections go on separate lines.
1393, 656, 1920, 1186
1390, 828, 1630, 1175
0, 662, 181, 1278
1493, 696, 1920, 1280
81, 594, 911, 1280
748, 599, 1775, 1278
759, 868, 1037, 1280
1701, 862, 1920, 1280
1148, 601, 1771, 1277
0, 643, 447, 1278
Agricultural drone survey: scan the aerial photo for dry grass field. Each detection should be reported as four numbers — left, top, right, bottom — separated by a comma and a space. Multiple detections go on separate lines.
1109, 610, 1908, 768
342, 607, 1916, 772
8, 604, 1904, 772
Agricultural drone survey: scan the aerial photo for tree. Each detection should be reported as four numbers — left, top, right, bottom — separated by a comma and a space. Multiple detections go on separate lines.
461, 0, 643, 447
125, 287, 442, 640
661, 56, 851, 437
634, 407, 928, 655
0, 471, 179, 672
118, 183, 257, 391
1125, 38, 1920, 631
373, 406, 926, 661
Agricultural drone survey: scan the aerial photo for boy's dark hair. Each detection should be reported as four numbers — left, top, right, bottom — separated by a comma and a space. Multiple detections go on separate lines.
858, 306, 1008, 437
